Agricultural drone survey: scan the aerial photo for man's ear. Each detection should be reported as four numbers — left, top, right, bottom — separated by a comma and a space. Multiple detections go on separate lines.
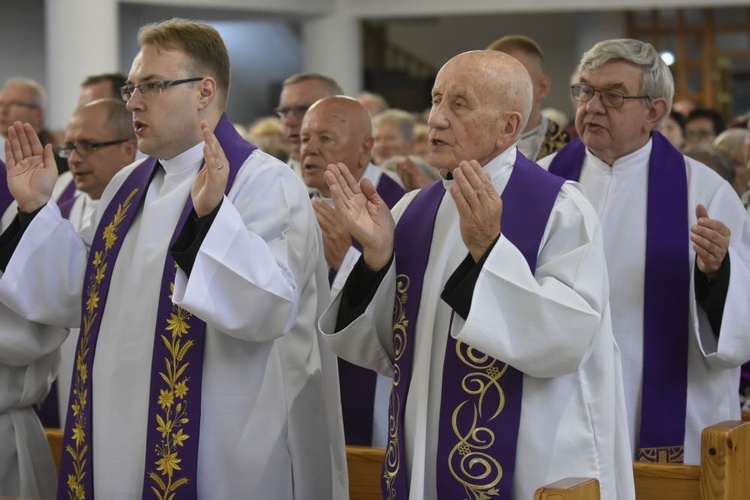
537, 74, 552, 101
197, 77, 217, 109
495, 110, 524, 151
646, 97, 669, 132
361, 136, 375, 167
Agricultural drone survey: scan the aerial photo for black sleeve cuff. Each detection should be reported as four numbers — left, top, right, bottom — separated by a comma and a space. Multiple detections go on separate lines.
695, 254, 730, 337
335, 253, 394, 331
441, 236, 500, 320
170, 199, 223, 278
0, 207, 43, 272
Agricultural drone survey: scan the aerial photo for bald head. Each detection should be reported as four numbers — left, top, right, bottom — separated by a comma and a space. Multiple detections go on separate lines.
300, 96, 374, 197
427, 50, 532, 171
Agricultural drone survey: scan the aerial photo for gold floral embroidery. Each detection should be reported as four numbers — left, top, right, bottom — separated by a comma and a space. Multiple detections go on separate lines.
447, 342, 507, 499
147, 281, 194, 499
384, 274, 410, 500
66, 188, 139, 498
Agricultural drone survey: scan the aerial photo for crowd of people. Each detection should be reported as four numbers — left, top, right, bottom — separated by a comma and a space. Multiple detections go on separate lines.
0, 17, 748, 500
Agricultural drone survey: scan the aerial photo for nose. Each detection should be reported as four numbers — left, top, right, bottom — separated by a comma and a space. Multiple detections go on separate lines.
427, 99, 449, 130
584, 91, 607, 113
125, 91, 144, 111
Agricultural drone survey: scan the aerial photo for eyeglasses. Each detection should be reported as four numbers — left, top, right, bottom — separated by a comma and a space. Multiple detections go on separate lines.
571, 83, 651, 109
0, 100, 39, 110
119, 77, 204, 102
275, 104, 311, 120
56, 139, 130, 159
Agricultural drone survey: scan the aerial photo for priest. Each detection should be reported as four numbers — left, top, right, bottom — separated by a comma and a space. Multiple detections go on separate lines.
320, 49, 635, 499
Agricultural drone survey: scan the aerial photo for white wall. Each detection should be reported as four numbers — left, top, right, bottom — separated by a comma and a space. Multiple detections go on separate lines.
0, 1, 47, 100
386, 12, 626, 122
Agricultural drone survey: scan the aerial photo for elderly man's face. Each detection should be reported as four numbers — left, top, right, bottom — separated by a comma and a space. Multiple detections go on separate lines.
64, 107, 135, 200
278, 80, 333, 161
300, 102, 370, 197
426, 60, 509, 171
0, 85, 43, 136
575, 60, 658, 165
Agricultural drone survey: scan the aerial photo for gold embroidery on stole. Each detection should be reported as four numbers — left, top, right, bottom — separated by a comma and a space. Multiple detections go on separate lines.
146, 278, 195, 498
384, 274, 410, 500
66, 188, 139, 498
449, 342, 505, 499
637, 446, 685, 463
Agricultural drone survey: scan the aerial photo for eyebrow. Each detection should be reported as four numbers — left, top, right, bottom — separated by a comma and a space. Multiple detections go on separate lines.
125, 74, 159, 85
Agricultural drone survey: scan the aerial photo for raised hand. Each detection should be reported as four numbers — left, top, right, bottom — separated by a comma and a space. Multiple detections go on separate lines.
449, 160, 503, 262
396, 156, 433, 191
324, 162, 394, 271
5, 122, 58, 212
192, 121, 229, 217
691, 204, 731, 280
313, 199, 353, 271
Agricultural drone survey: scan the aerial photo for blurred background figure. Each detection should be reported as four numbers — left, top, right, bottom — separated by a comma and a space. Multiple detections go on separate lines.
78, 72, 128, 105
356, 91, 389, 117
372, 109, 415, 166
247, 115, 290, 162
713, 127, 749, 198
684, 107, 725, 147
672, 98, 697, 118
659, 110, 686, 150
487, 34, 570, 160
682, 144, 735, 184
411, 121, 430, 161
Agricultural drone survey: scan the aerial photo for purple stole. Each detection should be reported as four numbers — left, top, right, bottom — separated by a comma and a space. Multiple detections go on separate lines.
384, 153, 564, 498
549, 132, 689, 463
0, 160, 13, 217
58, 115, 255, 499
339, 171, 406, 446
56, 179, 78, 219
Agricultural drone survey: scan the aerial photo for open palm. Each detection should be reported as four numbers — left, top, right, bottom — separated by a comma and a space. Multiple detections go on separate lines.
325, 162, 394, 271
5, 122, 57, 212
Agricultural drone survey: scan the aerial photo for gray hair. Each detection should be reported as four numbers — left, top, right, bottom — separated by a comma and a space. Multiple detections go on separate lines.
3, 77, 46, 106
373, 109, 416, 142
579, 39, 673, 121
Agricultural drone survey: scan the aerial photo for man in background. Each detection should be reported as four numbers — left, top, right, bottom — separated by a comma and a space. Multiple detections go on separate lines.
487, 35, 570, 160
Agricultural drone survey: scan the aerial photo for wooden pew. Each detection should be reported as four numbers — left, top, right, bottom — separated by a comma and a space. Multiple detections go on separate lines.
535, 477, 600, 499
45, 421, 750, 499
346, 445, 384, 500
535, 420, 750, 500
44, 427, 64, 474
634, 420, 750, 500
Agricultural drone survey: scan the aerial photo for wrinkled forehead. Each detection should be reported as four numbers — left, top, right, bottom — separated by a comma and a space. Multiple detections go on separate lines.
580, 59, 644, 92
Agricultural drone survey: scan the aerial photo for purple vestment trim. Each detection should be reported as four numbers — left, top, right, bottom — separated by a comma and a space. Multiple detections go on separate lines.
56, 179, 77, 219
0, 161, 13, 217
385, 153, 563, 499
549, 132, 689, 463
58, 115, 255, 499
338, 173, 405, 446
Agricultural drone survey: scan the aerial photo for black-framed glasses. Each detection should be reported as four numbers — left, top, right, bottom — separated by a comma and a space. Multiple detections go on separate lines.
56, 139, 130, 159
274, 104, 311, 120
0, 100, 39, 110
119, 77, 204, 102
571, 83, 651, 109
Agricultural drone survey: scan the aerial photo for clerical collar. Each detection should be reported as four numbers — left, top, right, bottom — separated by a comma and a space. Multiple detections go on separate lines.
159, 141, 205, 174
438, 145, 517, 185
587, 137, 653, 171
